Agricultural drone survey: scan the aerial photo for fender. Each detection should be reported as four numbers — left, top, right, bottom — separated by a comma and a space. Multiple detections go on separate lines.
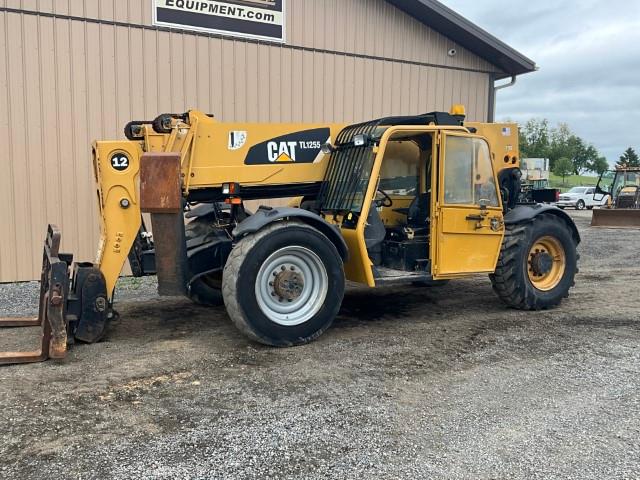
233, 206, 349, 261
505, 204, 581, 244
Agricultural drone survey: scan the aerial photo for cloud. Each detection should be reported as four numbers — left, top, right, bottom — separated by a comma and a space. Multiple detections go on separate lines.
440, 0, 640, 164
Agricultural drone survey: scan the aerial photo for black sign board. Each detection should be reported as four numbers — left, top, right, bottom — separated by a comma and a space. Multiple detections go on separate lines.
153, 0, 286, 43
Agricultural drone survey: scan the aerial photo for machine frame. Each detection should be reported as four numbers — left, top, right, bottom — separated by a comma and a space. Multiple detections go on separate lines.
0, 108, 581, 363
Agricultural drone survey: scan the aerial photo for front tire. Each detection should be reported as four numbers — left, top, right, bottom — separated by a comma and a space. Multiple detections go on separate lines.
490, 213, 577, 310
576, 200, 586, 210
222, 221, 345, 346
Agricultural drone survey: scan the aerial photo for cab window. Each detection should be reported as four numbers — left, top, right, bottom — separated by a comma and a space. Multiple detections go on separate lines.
444, 136, 499, 207
378, 140, 421, 196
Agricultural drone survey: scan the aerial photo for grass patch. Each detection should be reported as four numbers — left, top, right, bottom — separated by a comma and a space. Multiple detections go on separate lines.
549, 173, 599, 191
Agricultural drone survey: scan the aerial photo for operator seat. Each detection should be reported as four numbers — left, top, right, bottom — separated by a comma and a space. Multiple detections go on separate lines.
406, 192, 431, 227
615, 186, 640, 209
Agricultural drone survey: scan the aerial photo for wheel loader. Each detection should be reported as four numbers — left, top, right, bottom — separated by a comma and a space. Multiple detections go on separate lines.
591, 167, 640, 228
0, 106, 580, 365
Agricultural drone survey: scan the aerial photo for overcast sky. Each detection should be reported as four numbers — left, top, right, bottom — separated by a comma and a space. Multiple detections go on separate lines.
440, 0, 640, 165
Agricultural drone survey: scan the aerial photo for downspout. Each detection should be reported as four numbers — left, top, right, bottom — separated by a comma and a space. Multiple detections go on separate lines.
489, 75, 517, 122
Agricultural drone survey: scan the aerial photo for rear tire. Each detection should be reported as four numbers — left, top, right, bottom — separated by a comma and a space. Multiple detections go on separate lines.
185, 215, 223, 306
222, 221, 345, 347
490, 214, 577, 310
576, 200, 586, 210
188, 273, 223, 306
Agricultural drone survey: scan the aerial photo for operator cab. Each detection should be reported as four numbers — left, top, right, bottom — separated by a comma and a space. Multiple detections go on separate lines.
316, 108, 506, 287
366, 133, 434, 280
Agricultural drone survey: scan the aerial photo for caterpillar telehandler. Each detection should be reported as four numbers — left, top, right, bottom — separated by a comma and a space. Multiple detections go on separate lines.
0, 106, 580, 365
591, 167, 640, 228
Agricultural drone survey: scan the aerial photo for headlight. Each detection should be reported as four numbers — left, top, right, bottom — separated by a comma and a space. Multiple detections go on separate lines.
222, 183, 239, 195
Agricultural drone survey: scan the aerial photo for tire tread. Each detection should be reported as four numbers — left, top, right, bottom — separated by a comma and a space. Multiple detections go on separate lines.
490, 213, 577, 310
222, 221, 342, 345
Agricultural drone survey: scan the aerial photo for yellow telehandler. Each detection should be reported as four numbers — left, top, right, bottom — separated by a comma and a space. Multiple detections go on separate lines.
0, 107, 580, 364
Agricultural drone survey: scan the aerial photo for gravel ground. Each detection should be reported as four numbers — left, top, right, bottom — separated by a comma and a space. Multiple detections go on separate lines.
0, 210, 638, 480
0, 276, 159, 318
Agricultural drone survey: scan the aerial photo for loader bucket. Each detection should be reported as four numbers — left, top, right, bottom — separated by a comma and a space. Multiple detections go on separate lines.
591, 208, 640, 228
0, 225, 71, 365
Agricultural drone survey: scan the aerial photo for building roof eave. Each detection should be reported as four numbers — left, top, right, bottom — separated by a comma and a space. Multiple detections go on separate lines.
386, 0, 537, 77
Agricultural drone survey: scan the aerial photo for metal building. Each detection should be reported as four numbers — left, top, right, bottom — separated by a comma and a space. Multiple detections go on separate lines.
0, 0, 535, 282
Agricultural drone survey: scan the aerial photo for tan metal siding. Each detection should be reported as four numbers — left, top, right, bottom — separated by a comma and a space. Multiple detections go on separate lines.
287, 0, 497, 73
4, 0, 501, 74
0, 7, 492, 282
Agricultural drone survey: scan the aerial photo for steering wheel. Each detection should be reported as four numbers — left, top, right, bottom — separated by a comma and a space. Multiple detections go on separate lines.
375, 188, 393, 208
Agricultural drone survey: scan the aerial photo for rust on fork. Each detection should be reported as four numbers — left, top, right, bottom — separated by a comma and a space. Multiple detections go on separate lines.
0, 317, 40, 327
0, 225, 70, 365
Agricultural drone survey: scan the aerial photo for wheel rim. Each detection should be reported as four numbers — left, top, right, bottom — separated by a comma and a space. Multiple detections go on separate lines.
255, 246, 329, 326
577, 201, 585, 210
527, 236, 566, 291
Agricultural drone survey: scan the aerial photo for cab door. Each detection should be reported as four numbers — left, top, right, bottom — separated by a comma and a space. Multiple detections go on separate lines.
430, 132, 505, 278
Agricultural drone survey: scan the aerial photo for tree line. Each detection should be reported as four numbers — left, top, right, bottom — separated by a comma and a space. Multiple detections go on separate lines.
518, 119, 608, 177
617, 147, 640, 169
519, 118, 640, 183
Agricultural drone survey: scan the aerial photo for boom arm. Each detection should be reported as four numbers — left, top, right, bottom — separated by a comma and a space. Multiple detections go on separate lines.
92, 141, 143, 299
92, 111, 344, 298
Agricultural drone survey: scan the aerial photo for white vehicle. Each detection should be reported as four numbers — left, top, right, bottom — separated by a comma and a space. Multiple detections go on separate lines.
556, 186, 609, 210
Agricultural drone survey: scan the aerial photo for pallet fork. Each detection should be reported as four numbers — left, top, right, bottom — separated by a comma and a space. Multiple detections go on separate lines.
0, 225, 111, 365
0, 225, 69, 364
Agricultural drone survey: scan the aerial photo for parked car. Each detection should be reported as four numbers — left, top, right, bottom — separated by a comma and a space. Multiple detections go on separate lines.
556, 186, 609, 210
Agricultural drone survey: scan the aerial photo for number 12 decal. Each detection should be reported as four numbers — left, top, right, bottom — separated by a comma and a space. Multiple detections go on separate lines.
110, 153, 130, 171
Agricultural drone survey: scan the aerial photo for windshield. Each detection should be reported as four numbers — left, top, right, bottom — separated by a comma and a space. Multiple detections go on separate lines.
318, 120, 390, 214
319, 145, 376, 213
596, 170, 640, 199
568, 187, 587, 194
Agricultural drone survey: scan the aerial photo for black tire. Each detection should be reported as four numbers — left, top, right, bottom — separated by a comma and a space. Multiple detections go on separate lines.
185, 215, 223, 306
586, 206, 594, 210
576, 200, 586, 210
490, 213, 578, 310
222, 221, 345, 347
557, 206, 566, 210
188, 273, 223, 306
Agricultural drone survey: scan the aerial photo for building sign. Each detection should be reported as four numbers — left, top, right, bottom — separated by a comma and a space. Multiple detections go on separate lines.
153, 0, 286, 43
